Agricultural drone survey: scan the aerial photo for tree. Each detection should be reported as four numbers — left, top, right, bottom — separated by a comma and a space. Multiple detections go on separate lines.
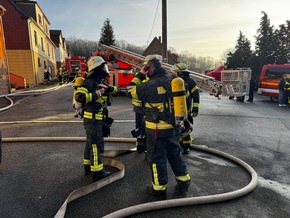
274, 21, 290, 64
226, 31, 252, 69
254, 11, 276, 71
99, 18, 116, 46
66, 37, 99, 60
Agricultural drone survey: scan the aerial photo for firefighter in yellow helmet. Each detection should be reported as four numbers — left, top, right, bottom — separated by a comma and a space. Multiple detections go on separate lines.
75, 56, 116, 181
171, 63, 200, 154
128, 55, 190, 200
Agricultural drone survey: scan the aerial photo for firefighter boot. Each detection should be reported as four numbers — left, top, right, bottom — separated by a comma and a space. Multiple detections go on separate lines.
92, 170, 111, 181
176, 180, 190, 198
84, 165, 91, 175
146, 186, 167, 200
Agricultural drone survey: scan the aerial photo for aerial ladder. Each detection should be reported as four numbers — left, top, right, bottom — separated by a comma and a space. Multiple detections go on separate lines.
98, 44, 223, 98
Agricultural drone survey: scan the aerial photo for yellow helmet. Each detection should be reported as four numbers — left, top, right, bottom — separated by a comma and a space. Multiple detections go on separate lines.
73, 77, 84, 87
87, 56, 106, 72
143, 54, 163, 65
171, 63, 188, 72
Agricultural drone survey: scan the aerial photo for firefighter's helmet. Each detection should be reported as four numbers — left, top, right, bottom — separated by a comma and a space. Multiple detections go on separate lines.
171, 63, 188, 72
143, 54, 163, 65
88, 56, 106, 72
87, 56, 109, 78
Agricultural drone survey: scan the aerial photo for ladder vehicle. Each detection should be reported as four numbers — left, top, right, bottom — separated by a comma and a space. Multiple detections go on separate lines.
65, 56, 87, 81
97, 44, 223, 97
257, 64, 290, 102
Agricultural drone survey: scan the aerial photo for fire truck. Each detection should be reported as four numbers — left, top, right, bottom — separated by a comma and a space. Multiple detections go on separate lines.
65, 56, 87, 81
257, 64, 290, 102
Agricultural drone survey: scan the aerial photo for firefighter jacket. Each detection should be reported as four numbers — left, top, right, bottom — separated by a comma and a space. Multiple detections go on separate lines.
75, 77, 113, 120
128, 72, 149, 114
128, 67, 178, 137
278, 78, 286, 92
284, 80, 290, 97
180, 73, 199, 114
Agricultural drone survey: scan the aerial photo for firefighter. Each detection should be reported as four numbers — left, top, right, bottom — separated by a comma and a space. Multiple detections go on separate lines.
284, 78, 290, 105
58, 67, 63, 85
75, 56, 114, 181
76, 67, 82, 77
128, 55, 191, 200
62, 67, 69, 83
171, 63, 200, 154
127, 71, 149, 154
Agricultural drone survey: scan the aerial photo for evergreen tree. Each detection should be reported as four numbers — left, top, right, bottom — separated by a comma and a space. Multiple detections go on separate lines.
99, 18, 116, 46
226, 31, 252, 69
254, 11, 276, 70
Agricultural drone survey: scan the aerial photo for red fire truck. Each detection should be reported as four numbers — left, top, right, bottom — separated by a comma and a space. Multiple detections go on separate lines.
91, 51, 135, 92
257, 64, 290, 102
65, 56, 87, 81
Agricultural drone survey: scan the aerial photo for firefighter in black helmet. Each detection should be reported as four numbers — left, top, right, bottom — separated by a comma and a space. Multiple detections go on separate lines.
171, 63, 200, 154
75, 56, 115, 181
128, 55, 191, 200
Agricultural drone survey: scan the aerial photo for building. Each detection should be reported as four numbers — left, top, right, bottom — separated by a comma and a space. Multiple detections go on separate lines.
50, 30, 68, 70
1, 0, 58, 86
143, 36, 178, 65
0, 4, 9, 95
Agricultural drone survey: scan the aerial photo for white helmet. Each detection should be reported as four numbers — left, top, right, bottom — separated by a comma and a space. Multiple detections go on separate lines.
87, 56, 106, 72
143, 54, 163, 65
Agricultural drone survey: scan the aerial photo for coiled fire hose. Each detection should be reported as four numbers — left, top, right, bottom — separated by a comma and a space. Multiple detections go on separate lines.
2, 136, 258, 218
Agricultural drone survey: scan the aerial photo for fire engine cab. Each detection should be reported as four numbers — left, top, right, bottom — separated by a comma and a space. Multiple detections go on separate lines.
258, 64, 290, 101
65, 56, 87, 81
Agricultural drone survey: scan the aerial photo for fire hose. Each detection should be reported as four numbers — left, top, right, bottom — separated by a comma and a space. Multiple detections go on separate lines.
2, 136, 258, 218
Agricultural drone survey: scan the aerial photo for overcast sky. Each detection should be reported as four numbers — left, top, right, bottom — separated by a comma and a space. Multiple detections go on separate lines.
38, 0, 290, 60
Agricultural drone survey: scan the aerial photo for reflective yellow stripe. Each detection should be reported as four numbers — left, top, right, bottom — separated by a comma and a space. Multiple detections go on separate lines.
145, 120, 173, 129
130, 86, 138, 99
111, 86, 118, 94
84, 159, 90, 165
131, 77, 142, 85
151, 164, 166, 191
193, 103, 199, 107
191, 86, 198, 93
144, 102, 164, 111
91, 144, 104, 172
176, 173, 191, 182
76, 87, 92, 103
261, 81, 277, 86
132, 99, 142, 106
83, 111, 103, 120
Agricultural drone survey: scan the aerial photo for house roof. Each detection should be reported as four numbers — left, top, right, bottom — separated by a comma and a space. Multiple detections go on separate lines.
143, 36, 178, 65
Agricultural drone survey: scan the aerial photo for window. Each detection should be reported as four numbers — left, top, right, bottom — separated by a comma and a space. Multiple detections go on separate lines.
265, 68, 290, 79
41, 37, 44, 51
38, 58, 41, 67
44, 61, 47, 69
47, 43, 50, 56
38, 14, 43, 26
34, 31, 38, 45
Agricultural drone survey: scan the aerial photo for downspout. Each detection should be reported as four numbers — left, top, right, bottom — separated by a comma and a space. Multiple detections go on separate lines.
28, 18, 37, 85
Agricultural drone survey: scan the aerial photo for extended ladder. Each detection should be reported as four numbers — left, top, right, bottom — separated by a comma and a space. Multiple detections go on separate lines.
98, 44, 222, 98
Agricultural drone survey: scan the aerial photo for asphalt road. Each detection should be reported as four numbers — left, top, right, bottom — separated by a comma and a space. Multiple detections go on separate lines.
0, 82, 289, 218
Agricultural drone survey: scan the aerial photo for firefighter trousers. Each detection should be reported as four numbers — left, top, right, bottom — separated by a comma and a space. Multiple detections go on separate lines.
146, 128, 190, 190
83, 119, 104, 172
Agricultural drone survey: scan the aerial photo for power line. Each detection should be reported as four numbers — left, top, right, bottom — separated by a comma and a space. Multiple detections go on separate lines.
147, 0, 160, 45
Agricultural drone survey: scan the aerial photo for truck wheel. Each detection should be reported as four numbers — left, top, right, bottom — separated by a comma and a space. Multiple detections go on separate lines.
270, 96, 278, 102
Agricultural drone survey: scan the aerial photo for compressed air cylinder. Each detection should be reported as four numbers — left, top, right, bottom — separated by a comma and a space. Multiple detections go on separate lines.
72, 77, 84, 110
171, 77, 187, 122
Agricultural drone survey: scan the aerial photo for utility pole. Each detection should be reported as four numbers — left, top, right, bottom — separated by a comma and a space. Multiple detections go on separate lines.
162, 0, 167, 63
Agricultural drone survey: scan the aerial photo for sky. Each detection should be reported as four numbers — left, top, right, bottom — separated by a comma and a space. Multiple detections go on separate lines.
37, 0, 290, 60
